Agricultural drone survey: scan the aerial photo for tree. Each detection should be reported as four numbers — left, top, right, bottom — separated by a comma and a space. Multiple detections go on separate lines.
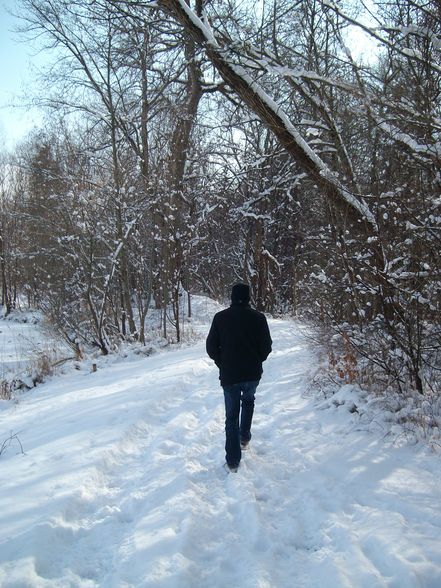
144, 0, 440, 393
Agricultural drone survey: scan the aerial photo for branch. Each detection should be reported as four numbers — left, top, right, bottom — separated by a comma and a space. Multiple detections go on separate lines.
0, 432, 25, 457
154, 0, 378, 234
320, 0, 441, 76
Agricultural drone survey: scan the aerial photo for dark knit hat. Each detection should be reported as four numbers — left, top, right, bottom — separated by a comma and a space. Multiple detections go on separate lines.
231, 283, 250, 304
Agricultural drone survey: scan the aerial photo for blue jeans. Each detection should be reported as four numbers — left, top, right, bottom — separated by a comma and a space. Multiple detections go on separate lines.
223, 381, 259, 467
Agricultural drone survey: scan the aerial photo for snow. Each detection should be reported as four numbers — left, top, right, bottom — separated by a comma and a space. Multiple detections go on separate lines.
1, 304, 441, 587
376, 120, 439, 160
0, 312, 57, 380
174, 0, 218, 47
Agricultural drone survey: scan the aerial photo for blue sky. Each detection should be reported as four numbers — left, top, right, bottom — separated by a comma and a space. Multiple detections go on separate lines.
0, 0, 44, 150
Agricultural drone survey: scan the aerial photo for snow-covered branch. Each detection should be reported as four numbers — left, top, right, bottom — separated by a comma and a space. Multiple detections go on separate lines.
320, 0, 441, 75
155, 0, 378, 232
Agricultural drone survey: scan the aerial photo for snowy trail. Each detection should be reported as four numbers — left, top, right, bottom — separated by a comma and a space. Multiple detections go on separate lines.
1, 317, 441, 587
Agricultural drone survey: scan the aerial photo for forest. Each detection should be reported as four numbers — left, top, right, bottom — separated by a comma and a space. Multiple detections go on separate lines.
0, 0, 440, 399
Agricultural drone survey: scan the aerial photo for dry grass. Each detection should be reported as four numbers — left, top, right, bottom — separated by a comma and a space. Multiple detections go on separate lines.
327, 333, 359, 385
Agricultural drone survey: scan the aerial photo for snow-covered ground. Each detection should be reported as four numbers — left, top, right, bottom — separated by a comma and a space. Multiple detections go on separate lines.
0, 301, 440, 587
0, 311, 48, 377
0, 311, 72, 394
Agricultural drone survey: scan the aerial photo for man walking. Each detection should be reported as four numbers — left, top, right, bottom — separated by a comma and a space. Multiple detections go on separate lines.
206, 283, 272, 472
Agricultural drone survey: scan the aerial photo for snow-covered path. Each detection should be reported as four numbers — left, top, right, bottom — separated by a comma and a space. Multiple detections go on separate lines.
1, 317, 441, 587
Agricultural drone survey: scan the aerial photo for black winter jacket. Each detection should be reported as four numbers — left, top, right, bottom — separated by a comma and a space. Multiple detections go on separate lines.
206, 302, 272, 386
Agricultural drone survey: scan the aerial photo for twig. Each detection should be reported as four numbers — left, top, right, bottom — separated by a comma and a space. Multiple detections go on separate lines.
0, 432, 25, 457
